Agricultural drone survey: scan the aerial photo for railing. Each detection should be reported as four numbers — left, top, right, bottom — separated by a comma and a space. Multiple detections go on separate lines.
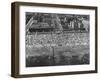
26, 17, 33, 29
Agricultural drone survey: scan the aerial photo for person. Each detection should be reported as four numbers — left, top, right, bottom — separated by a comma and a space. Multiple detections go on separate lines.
74, 19, 78, 31
80, 20, 84, 32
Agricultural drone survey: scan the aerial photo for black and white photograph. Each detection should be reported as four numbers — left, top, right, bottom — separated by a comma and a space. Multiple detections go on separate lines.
11, 2, 97, 77
25, 12, 90, 67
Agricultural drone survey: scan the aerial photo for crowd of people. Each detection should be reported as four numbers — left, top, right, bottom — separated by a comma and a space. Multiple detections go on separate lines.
26, 32, 89, 48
